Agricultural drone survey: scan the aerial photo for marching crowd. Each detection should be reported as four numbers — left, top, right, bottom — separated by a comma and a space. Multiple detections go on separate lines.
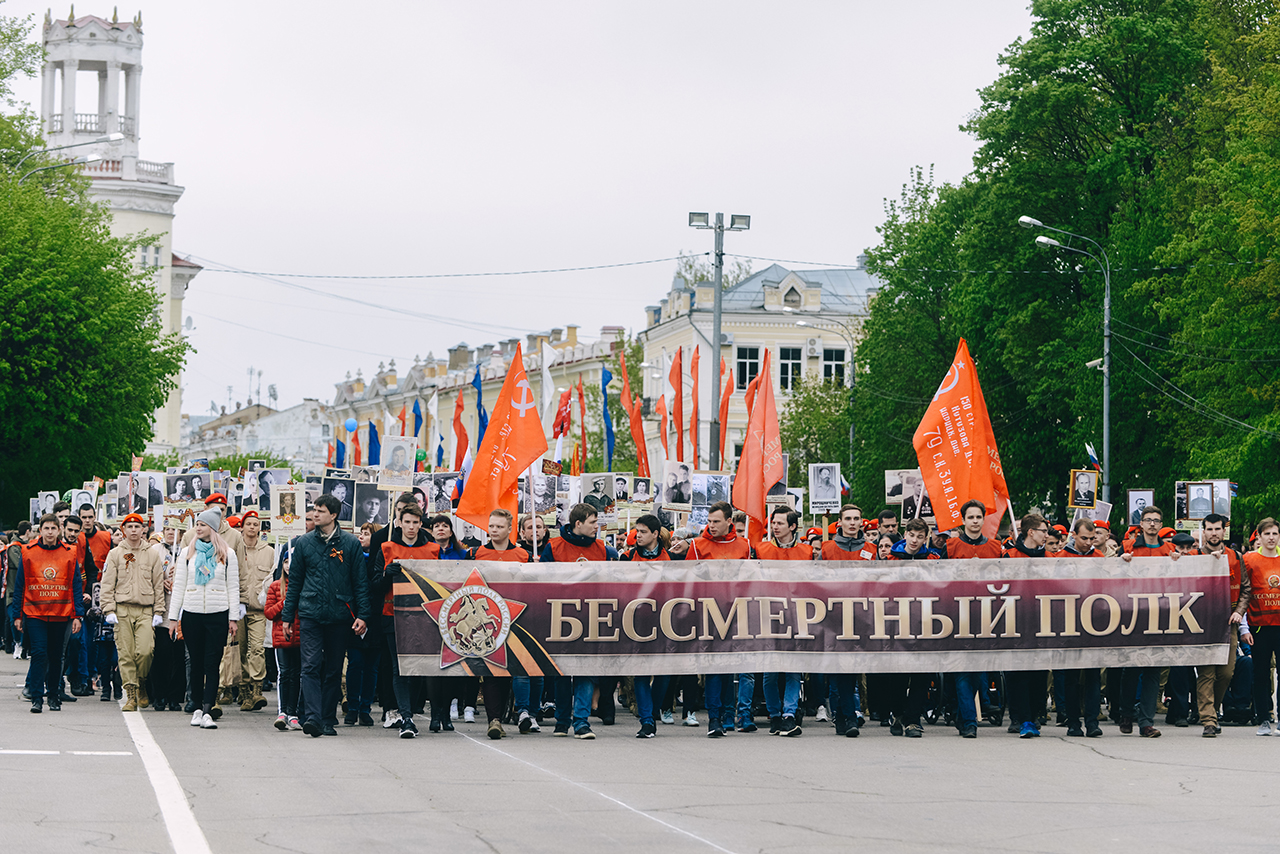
4, 489, 1274, 744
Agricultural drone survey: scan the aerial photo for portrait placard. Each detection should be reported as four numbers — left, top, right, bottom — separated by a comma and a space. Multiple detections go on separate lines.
660, 460, 693, 512
1185, 481, 1213, 521
321, 477, 356, 524
1067, 469, 1098, 510
1128, 489, 1155, 525
378, 437, 417, 490
884, 469, 917, 505
809, 463, 842, 515
354, 482, 389, 527
271, 484, 307, 539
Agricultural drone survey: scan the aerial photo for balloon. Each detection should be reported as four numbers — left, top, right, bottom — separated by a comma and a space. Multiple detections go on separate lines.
344, 418, 357, 433
416, 449, 427, 461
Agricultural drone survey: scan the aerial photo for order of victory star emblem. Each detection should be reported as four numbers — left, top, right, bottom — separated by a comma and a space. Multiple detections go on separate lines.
422, 568, 526, 670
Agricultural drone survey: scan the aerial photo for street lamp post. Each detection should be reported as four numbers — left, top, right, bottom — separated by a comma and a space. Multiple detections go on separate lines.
1020, 215, 1112, 503
689, 211, 750, 470
20, 153, 101, 184
13, 132, 124, 171
796, 316, 858, 481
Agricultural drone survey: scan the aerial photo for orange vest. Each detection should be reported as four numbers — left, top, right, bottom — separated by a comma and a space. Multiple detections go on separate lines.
548, 537, 609, 562
1055, 547, 1102, 558
473, 544, 530, 563
945, 536, 1004, 560
756, 539, 813, 561
689, 533, 751, 560
1126, 539, 1174, 557
820, 540, 876, 561
1221, 548, 1244, 611
1245, 551, 1280, 626
84, 530, 112, 580
380, 540, 439, 616
22, 540, 78, 620
625, 548, 671, 562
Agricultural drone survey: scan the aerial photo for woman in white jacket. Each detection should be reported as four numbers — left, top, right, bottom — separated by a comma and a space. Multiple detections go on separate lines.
168, 509, 240, 729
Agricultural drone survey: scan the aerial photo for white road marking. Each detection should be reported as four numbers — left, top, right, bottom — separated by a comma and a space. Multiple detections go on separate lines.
459, 732, 741, 854
0, 749, 133, 756
70, 750, 134, 756
122, 712, 213, 854
0, 749, 60, 755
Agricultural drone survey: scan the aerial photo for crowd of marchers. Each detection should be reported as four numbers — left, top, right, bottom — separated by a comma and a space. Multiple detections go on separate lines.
4, 491, 1275, 743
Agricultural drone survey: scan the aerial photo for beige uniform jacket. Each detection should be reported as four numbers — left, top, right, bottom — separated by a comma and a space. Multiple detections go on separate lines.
100, 540, 166, 616
236, 538, 275, 611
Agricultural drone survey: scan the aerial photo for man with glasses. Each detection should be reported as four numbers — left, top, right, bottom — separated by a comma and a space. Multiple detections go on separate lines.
1054, 519, 1104, 737
1003, 514, 1050, 738
1119, 506, 1179, 737
1195, 514, 1249, 737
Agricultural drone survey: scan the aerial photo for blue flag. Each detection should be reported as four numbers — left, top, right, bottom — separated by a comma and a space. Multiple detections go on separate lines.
472, 368, 489, 445
368, 420, 381, 465
335, 439, 346, 469
436, 434, 445, 468
412, 398, 423, 438
602, 367, 615, 472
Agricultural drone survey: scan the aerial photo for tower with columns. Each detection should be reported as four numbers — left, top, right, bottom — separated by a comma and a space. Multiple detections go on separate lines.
41, 9, 196, 453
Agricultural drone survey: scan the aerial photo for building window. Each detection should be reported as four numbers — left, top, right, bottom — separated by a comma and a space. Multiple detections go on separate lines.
783, 287, 801, 307
736, 346, 759, 390
778, 346, 802, 390
823, 348, 846, 385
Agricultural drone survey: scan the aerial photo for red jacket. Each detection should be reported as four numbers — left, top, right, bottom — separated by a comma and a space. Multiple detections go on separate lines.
688, 530, 751, 560
1245, 551, 1280, 626
756, 539, 813, 561
944, 534, 1004, 560
264, 578, 298, 648
820, 539, 876, 561
473, 543, 530, 562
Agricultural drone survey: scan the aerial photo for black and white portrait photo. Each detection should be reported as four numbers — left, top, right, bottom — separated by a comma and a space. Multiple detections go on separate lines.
901, 471, 934, 521
29, 497, 40, 525
354, 483, 388, 527
631, 478, 653, 504
1128, 489, 1155, 525
532, 474, 557, 514
378, 437, 416, 490
580, 474, 616, 514
71, 489, 95, 514
1067, 469, 1098, 510
809, 463, 841, 514
188, 474, 208, 501
432, 472, 460, 512
706, 474, 730, 505
1211, 480, 1232, 517
661, 460, 693, 510
614, 475, 630, 503
1187, 482, 1213, 520
115, 477, 147, 515
691, 473, 709, 507
247, 459, 266, 473
166, 474, 193, 502
767, 453, 789, 497
884, 469, 918, 505
321, 477, 355, 523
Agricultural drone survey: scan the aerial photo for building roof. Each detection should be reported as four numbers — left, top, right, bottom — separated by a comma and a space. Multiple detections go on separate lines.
718, 263, 877, 313
172, 253, 203, 269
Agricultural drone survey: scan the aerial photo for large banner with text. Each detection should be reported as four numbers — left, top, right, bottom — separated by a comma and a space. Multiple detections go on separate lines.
391, 556, 1229, 676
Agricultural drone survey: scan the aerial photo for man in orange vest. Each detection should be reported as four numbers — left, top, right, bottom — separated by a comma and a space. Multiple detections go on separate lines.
471, 508, 527, 739
9, 515, 84, 713
751, 506, 811, 736
369, 501, 439, 738
540, 503, 617, 739
1245, 516, 1280, 736
1118, 505, 1180, 737
944, 500, 1005, 738
1196, 513, 1249, 737
688, 502, 751, 738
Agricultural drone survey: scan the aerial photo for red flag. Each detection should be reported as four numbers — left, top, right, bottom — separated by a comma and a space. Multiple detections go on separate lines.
718, 357, 732, 470
655, 395, 669, 460
352, 426, 363, 467
577, 376, 588, 472
914, 339, 1011, 538
689, 345, 700, 466
570, 442, 581, 476
452, 393, 469, 470
619, 350, 651, 478
551, 388, 573, 438
397, 405, 407, 437
732, 348, 782, 532
669, 347, 684, 462
326, 442, 334, 468
457, 344, 549, 526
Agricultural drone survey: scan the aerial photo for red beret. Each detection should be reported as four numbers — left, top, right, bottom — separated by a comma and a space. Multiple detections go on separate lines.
806, 527, 822, 540
1095, 521, 1110, 530
120, 513, 147, 528
239, 510, 258, 521
205, 493, 228, 506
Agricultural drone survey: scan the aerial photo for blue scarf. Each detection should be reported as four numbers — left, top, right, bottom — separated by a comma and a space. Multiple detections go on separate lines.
193, 539, 217, 586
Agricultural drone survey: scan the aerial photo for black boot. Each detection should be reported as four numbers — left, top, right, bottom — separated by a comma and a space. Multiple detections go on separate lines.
48, 692, 62, 711
30, 696, 42, 713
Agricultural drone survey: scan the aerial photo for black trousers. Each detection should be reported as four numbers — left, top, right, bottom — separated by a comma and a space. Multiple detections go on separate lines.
1061, 668, 1102, 727
182, 610, 228, 713
482, 677, 510, 723
1251, 625, 1280, 724
149, 627, 186, 707
1007, 670, 1049, 725
299, 618, 350, 728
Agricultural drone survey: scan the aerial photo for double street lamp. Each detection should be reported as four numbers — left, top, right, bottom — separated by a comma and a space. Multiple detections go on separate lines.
1019, 215, 1112, 503
689, 212, 750, 470
794, 313, 858, 479
14, 131, 122, 184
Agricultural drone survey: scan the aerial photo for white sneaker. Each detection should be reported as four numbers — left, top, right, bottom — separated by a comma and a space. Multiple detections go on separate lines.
190, 710, 203, 727
199, 713, 217, 729
527, 719, 540, 733
816, 705, 829, 722
450, 699, 459, 721
287, 717, 302, 731
463, 706, 476, 723
383, 710, 402, 729
12, 644, 20, 659
684, 711, 699, 727
1257, 722, 1274, 736
661, 711, 675, 725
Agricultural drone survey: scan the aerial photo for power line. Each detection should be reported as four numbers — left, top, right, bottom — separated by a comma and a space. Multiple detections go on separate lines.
1111, 317, 1280, 354
185, 253, 701, 281
198, 312, 418, 361
1112, 330, 1280, 364
725, 252, 1278, 277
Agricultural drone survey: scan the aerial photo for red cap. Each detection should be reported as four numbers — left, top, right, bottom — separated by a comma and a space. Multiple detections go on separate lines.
204, 493, 228, 506
828, 522, 839, 535
864, 519, 879, 531
806, 527, 822, 541
1095, 521, 1110, 530
120, 513, 146, 528
1159, 527, 1175, 539
626, 528, 637, 548
239, 510, 258, 521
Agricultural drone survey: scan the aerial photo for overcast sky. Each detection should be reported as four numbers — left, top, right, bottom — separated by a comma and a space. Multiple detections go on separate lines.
8, 1, 1032, 414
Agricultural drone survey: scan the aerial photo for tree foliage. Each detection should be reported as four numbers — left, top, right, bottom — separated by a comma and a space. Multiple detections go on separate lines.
674, 250, 753, 290
0, 10, 191, 524
848, 0, 1280, 534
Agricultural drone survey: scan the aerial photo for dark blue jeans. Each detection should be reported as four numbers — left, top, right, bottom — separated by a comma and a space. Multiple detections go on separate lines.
345, 636, 379, 716
513, 676, 544, 716
954, 671, 982, 729
24, 618, 69, 700
1061, 668, 1101, 728
633, 675, 670, 726
299, 618, 350, 728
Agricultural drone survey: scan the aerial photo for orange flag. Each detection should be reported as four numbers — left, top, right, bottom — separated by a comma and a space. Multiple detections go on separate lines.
669, 347, 684, 462
352, 427, 363, 467
576, 376, 588, 472
397, 405, 408, 437
689, 345, 700, 466
655, 395, 669, 460
619, 351, 651, 478
457, 344, 549, 527
913, 338, 1010, 537
717, 357, 733, 470
732, 348, 782, 532
452, 393, 469, 470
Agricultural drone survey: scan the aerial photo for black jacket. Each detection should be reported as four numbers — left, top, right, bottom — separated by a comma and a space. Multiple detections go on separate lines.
280, 525, 370, 625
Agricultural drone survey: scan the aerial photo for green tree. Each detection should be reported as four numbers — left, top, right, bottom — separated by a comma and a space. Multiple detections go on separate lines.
674, 250, 752, 289
581, 336, 645, 473
778, 375, 853, 502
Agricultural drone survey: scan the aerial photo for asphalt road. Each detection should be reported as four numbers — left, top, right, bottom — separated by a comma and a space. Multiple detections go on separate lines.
1, 656, 1275, 854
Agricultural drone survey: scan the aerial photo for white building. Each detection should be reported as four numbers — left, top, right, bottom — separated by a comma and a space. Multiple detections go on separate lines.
41, 10, 196, 453
182, 399, 332, 474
